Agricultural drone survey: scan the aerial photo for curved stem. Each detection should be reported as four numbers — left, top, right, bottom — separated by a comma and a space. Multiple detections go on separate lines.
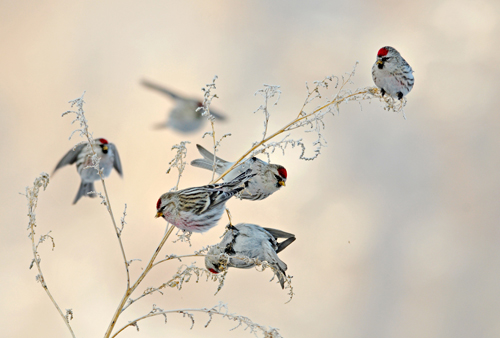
100, 179, 130, 289
152, 253, 206, 268
211, 88, 368, 184
28, 201, 76, 337
103, 224, 176, 338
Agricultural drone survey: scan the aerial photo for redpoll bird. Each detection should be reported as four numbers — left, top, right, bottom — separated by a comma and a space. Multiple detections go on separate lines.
205, 223, 296, 289
372, 46, 414, 100
54, 138, 123, 204
190, 144, 287, 201
141, 80, 226, 133
155, 171, 256, 233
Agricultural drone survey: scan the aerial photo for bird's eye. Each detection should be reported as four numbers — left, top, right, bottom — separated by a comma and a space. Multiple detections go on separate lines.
382, 57, 390, 62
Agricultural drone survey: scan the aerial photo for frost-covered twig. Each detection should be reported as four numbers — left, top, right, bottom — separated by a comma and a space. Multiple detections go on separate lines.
111, 302, 283, 338
254, 84, 282, 141
199, 76, 232, 181
213, 63, 399, 183
25, 173, 76, 338
62, 93, 131, 289
159, 263, 228, 295
104, 224, 177, 338
166, 141, 190, 191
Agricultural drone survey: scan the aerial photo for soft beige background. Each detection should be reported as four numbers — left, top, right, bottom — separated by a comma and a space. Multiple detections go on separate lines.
2, 1, 500, 337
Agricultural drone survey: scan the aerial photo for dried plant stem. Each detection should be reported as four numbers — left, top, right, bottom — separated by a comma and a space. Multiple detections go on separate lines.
30, 233, 76, 338
110, 305, 281, 338
209, 119, 217, 182
152, 253, 206, 268
103, 224, 176, 338
101, 179, 130, 288
64, 94, 131, 286
212, 86, 369, 184
27, 174, 76, 338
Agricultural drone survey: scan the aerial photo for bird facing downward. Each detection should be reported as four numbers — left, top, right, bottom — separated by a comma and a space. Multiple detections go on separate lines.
205, 223, 296, 289
155, 171, 256, 233
371, 46, 414, 100
190, 144, 287, 201
53, 138, 123, 204
142, 80, 226, 133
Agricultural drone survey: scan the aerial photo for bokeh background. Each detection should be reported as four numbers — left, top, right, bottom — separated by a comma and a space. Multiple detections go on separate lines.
2, 1, 500, 337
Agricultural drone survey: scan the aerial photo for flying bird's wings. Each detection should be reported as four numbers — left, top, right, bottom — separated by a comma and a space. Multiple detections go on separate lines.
53, 143, 87, 173
141, 80, 183, 100
109, 143, 123, 177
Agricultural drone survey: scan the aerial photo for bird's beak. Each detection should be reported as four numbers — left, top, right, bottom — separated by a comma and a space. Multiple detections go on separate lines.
279, 180, 286, 187
376, 60, 383, 65
155, 211, 163, 218
102, 145, 109, 151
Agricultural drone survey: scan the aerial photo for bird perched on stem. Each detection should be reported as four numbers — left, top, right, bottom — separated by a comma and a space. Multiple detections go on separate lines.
54, 138, 123, 204
141, 79, 226, 133
205, 223, 296, 289
155, 171, 255, 233
191, 144, 287, 201
372, 46, 414, 100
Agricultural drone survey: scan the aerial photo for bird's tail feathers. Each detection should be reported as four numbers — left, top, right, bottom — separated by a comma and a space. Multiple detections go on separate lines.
190, 144, 229, 174
276, 237, 296, 254
73, 181, 96, 204
275, 263, 288, 289
264, 227, 296, 239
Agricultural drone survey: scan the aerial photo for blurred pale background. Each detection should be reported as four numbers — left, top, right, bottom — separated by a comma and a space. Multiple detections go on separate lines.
2, 1, 500, 337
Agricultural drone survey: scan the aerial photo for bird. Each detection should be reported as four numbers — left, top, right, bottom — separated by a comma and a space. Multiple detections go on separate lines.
141, 79, 226, 133
155, 171, 256, 233
190, 144, 287, 201
205, 223, 296, 289
371, 46, 414, 100
54, 138, 123, 204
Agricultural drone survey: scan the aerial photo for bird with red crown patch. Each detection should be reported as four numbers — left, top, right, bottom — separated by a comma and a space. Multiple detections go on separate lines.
372, 46, 414, 100
155, 171, 256, 233
191, 144, 287, 201
54, 138, 123, 204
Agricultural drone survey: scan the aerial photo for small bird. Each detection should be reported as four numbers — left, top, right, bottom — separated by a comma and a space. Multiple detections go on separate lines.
191, 144, 287, 201
155, 171, 256, 233
141, 80, 226, 133
54, 138, 123, 204
371, 46, 414, 100
205, 223, 296, 289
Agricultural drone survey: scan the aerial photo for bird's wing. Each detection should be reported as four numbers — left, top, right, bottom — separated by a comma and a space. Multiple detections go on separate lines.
263, 227, 295, 239
141, 80, 183, 100
260, 239, 288, 289
53, 143, 87, 173
263, 227, 296, 254
208, 108, 226, 121
109, 143, 123, 177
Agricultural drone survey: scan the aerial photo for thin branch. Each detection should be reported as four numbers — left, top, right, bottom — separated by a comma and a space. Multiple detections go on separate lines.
63, 94, 131, 290
211, 67, 376, 184
111, 303, 283, 338
26, 173, 76, 338
104, 225, 176, 338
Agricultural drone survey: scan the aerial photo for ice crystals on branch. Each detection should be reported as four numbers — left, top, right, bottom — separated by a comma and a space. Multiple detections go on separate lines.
116, 302, 283, 338
254, 84, 282, 140
166, 140, 191, 191
62, 92, 102, 172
